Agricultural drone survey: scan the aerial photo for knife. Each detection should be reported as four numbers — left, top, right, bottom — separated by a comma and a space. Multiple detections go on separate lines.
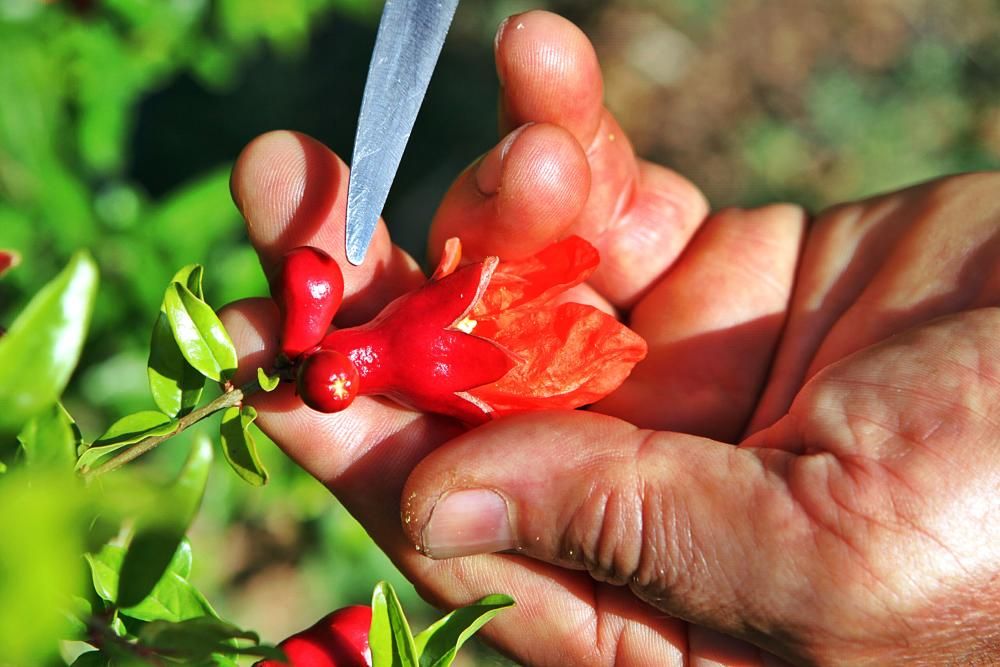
344, 0, 460, 266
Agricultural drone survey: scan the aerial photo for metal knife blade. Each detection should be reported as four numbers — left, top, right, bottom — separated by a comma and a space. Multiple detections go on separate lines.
344, 0, 460, 265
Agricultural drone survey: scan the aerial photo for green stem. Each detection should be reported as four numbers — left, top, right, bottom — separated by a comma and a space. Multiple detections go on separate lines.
81, 380, 260, 481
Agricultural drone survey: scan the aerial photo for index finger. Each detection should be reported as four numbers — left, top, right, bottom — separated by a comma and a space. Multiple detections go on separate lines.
231, 130, 424, 324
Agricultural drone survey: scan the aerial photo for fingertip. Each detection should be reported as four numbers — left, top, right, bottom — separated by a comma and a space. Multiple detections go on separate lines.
231, 130, 346, 274
430, 122, 590, 261
495, 123, 590, 256
495, 10, 604, 144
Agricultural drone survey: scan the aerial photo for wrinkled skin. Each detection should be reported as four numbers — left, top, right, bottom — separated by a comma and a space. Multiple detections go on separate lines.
222, 10, 1000, 667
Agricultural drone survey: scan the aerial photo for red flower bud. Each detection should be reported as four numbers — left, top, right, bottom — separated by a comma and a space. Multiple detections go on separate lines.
297, 349, 360, 413
256, 605, 372, 667
272, 246, 345, 360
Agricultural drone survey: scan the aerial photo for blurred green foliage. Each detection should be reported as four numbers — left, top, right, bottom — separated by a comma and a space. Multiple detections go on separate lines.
2, 0, 999, 664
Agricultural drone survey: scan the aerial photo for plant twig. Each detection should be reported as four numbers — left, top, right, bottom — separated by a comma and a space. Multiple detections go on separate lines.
81, 380, 260, 481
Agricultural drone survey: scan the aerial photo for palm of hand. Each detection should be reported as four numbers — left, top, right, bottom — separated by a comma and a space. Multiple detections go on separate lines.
222, 11, 1000, 666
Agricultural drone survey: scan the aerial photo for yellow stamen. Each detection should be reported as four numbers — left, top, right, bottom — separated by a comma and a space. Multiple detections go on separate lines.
456, 317, 477, 334
330, 378, 351, 400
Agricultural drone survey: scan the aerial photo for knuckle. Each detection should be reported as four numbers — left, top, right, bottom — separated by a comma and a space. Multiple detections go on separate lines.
562, 433, 692, 598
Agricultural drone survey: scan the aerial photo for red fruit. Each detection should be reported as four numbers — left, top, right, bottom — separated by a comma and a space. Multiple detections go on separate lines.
297, 349, 360, 413
272, 246, 345, 360
256, 605, 372, 667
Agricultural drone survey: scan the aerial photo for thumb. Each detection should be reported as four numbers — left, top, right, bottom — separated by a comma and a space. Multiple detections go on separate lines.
401, 411, 808, 640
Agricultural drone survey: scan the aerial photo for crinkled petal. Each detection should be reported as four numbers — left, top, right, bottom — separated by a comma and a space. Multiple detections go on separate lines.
469, 302, 646, 415
473, 236, 598, 320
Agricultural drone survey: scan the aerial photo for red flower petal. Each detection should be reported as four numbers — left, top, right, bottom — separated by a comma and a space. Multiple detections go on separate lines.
470, 302, 647, 416
373, 257, 498, 330
473, 236, 598, 320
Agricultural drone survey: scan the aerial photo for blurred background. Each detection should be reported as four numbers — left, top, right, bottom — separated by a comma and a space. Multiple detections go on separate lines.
1, 0, 999, 663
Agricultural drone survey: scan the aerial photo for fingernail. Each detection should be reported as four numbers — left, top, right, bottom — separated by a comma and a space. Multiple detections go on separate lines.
476, 123, 532, 195
422, 489, 514, 559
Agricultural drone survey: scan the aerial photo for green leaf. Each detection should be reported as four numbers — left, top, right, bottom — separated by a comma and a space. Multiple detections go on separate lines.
0, 251, 98, 435
162, 281, 238, 382
147, 267, 207, 417
137, 617, 282, 662
219, 405, 268, 486
117, 436, 212, 608
70, 651, 111, 667
17, 402, 80, 471
370, 581, 419, 667
62, 595, 92, 639
76, 411, 177, 472
413, 594, 515, 667
148, 312, 206, 417
85, 540, 215, 623
256, 367, 280, 392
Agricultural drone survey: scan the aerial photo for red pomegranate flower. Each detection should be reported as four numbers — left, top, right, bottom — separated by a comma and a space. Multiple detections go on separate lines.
297, 236, 646, 425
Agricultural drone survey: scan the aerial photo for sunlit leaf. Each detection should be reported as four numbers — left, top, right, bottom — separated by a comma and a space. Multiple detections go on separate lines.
148, 265, 207, 417
219, 405, 268, 486
117, 436, 212, 608
413, 594, 515, 667
85, 540, 215, 623
0, 251, 98, 435
370, 581, 419, 667
256, 367, 280, 392
75, 411, 176, 472
17, 402, 80, 471
163, 281, 237, 382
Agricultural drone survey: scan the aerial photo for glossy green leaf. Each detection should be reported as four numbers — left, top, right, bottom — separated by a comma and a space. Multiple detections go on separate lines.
256, 367, 280, 392
75, 411, 176, 472
0, 251, 98, 435
148, 312, 206, 417
117, 436, 212, 608
370, 581, 419, 667
17, 403, 80, 471
413, 594, 515, 667
219, 405, 268, 486
163, 281, 238, 382
85, 540, 215, 622
147, 266, 206, 417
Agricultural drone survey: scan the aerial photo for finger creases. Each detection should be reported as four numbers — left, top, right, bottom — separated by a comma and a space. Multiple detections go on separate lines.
230, 130, 423, 324
400, 411, 811, 649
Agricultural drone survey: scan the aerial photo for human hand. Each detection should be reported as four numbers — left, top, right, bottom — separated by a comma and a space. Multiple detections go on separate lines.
221, 10, 1000, 666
